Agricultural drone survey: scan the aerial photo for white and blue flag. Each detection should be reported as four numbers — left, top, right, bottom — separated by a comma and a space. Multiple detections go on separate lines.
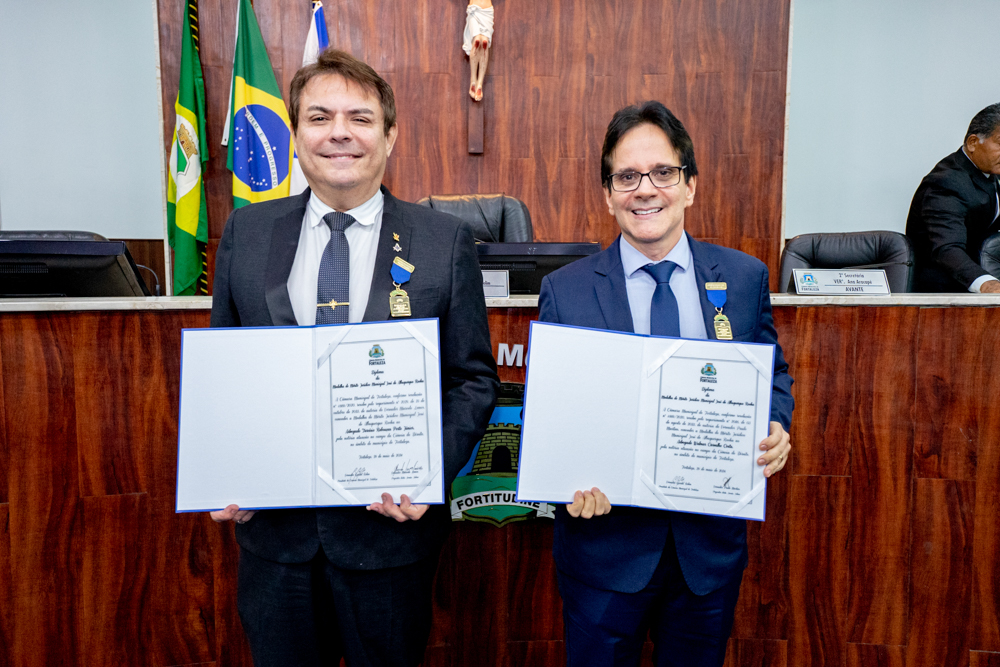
291, 1, 331, 194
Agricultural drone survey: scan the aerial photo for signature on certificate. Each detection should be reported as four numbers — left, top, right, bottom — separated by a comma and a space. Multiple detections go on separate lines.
391, 460, 425, 476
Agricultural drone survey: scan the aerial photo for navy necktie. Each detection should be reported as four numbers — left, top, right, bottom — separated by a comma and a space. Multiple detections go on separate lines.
641, 261, 680, 337
316, 212, 356, 325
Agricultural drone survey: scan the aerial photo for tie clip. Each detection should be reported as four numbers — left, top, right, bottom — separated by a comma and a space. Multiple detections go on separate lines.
318, 299, 349, 310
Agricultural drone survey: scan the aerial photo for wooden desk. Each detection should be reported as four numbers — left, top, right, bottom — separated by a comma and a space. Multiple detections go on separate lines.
0, 296, 997, 666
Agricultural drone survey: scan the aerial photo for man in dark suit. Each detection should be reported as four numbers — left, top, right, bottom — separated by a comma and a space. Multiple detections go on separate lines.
209, 49, 498, 666
538, 101, 794, 667
906, 103, 1000, 293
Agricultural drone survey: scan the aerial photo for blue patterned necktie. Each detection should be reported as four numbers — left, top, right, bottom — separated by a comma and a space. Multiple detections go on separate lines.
316, 212, 356, 325
641, 261, 680, 337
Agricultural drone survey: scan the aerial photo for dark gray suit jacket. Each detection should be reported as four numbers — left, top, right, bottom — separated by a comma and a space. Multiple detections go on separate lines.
211, 186, 499, 569
905, 149, 1000, 291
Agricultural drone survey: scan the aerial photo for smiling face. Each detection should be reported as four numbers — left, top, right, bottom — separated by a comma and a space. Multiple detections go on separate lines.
966, 129, 1000, 175
603, 122, 697, 261
294, 73, 398, 210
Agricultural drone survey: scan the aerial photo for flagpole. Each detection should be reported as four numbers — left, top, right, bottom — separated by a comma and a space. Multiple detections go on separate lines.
152, 0, 172, 296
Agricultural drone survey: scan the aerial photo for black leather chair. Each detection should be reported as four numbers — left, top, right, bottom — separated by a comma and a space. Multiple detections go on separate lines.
980, 232, 1000, 278
779, 231, 915, 293
415, 194, 533, 242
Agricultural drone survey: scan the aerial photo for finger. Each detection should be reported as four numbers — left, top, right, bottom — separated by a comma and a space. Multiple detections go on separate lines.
759, 422, 785, 450
407, 504, 429, 520
234, 509, 256, 524
566, 490, 584, 518
210, 504, 240, 523
376, 493, 411, 523
593, 488, 611, 516
581, 490, 597, 519
764, 444, 791, 477
399, 496, 429, 520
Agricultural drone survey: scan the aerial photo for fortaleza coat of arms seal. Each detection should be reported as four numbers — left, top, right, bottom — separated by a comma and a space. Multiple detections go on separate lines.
450, 383, 554, 526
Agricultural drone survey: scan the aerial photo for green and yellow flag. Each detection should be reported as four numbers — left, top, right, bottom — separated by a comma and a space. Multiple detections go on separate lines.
166, 1, 209, 296
223, 0, 294, 209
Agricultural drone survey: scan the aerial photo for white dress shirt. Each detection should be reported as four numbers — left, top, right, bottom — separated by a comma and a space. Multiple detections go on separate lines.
620, 233, 708, 339
287, 189, 383, 325
961, 148, 1000, 293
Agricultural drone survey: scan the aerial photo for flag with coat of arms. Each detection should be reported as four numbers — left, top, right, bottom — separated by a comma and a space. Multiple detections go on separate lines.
166, 0, 209, 295
223, 0, 294, 208
290, 0, 330, 194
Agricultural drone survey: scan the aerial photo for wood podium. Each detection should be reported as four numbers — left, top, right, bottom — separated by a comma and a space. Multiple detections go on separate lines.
0, 295, 998, 666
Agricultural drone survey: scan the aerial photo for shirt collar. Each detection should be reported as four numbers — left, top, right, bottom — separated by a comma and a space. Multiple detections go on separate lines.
620, 232, 693, 278
307, 188, 384, 228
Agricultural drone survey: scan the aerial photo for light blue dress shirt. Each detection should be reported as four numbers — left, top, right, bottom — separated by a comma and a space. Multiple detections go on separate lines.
620, 233, 708, 339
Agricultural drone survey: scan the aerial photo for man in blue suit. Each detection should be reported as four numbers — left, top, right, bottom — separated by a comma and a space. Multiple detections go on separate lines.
538, 101, 794, 667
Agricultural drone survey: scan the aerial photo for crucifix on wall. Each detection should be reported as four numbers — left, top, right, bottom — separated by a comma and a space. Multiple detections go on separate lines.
464, 0, 493, 154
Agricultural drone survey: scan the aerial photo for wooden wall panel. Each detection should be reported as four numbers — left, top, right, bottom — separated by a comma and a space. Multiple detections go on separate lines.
787, 475, 851, 667
445, 523, 508, 667
732, 468, 788, 640
5, 303, 1000, 664
914, 307, 982, 480
724, 638, 787, 667
972, 322, 1000, 652
487, 308, 532, 383
971, 652, 1000, 667
0, 333, 6, 506
157, 0, 791, 293
0, 505, 10, 667
787, 307, 856, 476
2, 314, 81, 666
77, 495, 149, 666
906, 479, 975, 667
508, 521, 562, 642
846, 643, 905, 667
848, 307, 915, 646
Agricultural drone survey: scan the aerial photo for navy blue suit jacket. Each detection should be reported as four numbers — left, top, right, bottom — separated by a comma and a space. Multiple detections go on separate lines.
538, 234, 793, 595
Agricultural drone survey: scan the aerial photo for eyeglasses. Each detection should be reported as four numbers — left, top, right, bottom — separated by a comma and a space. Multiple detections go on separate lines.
607, 166, 686, 192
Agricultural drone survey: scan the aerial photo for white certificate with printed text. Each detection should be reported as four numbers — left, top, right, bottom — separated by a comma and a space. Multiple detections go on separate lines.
517, 322, 774, 521
176, 319, 443, 512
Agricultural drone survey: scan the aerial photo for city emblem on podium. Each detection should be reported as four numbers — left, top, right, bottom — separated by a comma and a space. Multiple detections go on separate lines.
450, 386, 554, 526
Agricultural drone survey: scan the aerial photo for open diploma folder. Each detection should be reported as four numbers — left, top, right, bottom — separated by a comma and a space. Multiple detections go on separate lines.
176, 319, 443, 512
517, 322, 775, 521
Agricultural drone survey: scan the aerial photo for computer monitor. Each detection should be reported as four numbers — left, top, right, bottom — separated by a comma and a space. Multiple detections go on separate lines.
0, 239, 150, 297
476, 242, 602, 295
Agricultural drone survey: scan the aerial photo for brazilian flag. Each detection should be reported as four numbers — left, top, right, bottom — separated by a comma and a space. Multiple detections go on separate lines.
224, 0, 294, 209
167, 1, 209, 296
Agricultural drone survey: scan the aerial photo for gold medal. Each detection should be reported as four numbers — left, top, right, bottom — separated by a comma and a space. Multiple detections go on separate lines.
390, 287, 411, 317
714, 313, 733, 340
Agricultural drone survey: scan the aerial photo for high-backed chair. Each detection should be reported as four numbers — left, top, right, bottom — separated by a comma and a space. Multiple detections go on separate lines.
416, 194, 533, 242
980, 232, 1000, 278
779, 231, 915, 293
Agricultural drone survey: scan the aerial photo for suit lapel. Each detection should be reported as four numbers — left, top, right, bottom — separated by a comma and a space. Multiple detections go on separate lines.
594, 237, 635, 333
363, 187, 411, 322
264, 190, 310, 326
689, 234, 722, 340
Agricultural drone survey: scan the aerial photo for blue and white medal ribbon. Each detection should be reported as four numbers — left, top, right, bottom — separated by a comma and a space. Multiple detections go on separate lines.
390, 256, 415, 317
705, 282, 733, 339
